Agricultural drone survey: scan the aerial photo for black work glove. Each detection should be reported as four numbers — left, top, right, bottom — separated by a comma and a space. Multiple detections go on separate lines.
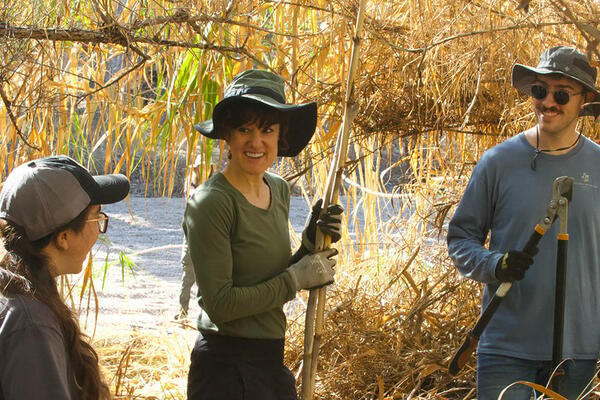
302, 199, 343, 252
494, 250, 536, 282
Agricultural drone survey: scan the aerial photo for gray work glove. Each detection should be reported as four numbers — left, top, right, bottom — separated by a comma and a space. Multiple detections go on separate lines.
287, 248, 338, 291
302, 199, 343, 252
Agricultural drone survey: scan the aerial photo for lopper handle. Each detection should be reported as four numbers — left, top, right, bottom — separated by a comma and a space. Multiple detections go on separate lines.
522, 225, 545, 256
448, 332, 478, 376
551, 234, 569, 392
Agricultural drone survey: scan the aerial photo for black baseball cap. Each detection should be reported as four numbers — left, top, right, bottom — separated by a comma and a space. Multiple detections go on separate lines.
0, 155, 130, 240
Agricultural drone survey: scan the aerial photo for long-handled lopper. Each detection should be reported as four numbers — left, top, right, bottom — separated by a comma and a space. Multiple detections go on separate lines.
549, 176, 571, 391
448, 176, 574, 376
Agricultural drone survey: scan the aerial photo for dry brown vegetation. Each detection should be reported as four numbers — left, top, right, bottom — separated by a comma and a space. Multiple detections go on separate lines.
3, 0, 600, 398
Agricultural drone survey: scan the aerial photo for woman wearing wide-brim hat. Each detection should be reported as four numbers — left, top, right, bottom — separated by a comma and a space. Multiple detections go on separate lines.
184, 69, 344, 399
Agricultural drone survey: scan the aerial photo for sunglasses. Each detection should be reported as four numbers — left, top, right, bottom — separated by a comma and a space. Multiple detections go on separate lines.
530, 84, 582, 105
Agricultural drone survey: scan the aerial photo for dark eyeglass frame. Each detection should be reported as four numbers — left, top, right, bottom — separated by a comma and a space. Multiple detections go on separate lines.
86, 211, 109, 234
530, 84, 582, 105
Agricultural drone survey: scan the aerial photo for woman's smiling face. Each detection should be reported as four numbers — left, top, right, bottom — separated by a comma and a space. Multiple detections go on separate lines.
226, 120, 280, 177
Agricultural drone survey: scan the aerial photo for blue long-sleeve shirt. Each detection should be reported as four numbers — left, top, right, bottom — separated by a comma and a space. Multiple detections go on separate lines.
448, 133, 600, 360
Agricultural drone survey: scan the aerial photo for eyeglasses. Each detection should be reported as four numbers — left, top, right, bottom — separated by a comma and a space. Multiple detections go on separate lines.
530, 84, 582, 105
86, 212, 109, 234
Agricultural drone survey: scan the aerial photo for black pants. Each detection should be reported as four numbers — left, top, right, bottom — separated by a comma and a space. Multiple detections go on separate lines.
187, 334, 298, 400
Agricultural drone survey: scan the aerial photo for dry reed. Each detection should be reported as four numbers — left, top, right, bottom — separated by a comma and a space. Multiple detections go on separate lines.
95, 327, 197, 399
3, 0, 600, 398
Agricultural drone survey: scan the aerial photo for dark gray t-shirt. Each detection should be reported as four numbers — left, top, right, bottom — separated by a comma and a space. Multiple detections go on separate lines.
0, 294, 80, 400
448, 133, 600, 360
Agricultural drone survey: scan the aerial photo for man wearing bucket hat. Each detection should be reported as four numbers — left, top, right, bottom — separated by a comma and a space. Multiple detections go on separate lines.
184, 69, 343, 399
448, 46, 600, 399
0, 155, 129, 399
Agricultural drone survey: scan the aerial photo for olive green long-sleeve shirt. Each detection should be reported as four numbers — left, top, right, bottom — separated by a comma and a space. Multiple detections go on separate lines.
183, 172, 297, 339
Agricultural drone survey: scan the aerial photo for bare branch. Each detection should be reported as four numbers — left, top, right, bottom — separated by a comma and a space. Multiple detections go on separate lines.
0, 83, 40, 151
129, 10, 326, 39
551, 0, 600, 60
0, 23, 264, 55
372, 20, 581, 53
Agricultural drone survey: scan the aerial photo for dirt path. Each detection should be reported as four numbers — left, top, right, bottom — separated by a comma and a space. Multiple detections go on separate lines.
80, 192, 400, 339
81, 195, 311, 338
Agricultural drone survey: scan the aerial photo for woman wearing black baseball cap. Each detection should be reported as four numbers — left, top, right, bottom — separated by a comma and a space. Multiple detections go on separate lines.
0, 155, 129, 400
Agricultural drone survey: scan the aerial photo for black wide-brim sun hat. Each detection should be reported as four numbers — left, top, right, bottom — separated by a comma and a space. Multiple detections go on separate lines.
511, 46, 600, 117
193, 69, 318, 157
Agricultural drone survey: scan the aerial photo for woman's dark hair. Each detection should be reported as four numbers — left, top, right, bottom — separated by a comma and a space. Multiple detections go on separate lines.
215, 101, 290, 153
0, 206, 110, 400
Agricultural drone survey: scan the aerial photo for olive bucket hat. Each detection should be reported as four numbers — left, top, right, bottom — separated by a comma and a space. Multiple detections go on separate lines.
511, 46, 600, 117
193, 69, 317, 157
